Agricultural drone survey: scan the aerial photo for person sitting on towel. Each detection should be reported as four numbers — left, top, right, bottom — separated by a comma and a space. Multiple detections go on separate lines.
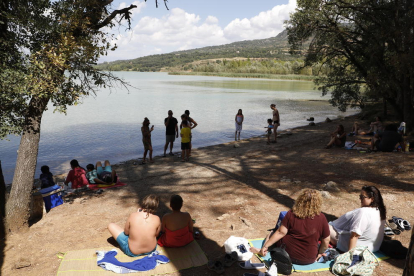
87, 160, 117, 184
250, 189, 330, 265
371, 124, 404, 152
329, 186, 386, 252
64, 159, 89, 189
157, 195, 194, 247
108, 194, 161, 257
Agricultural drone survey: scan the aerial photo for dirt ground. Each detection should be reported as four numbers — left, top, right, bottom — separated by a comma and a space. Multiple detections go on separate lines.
2, 115, 413, 276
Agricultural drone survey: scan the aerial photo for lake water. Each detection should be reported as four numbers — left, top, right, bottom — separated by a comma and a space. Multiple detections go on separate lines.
0, 72, 356, 183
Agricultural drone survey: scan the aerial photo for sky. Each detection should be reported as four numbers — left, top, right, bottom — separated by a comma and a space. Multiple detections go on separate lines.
100, 0, 297, 62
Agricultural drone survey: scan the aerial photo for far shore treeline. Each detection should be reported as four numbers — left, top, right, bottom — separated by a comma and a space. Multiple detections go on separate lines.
95, 30, 316, 75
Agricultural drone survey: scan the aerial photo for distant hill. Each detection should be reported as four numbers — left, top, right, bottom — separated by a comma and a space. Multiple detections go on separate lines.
95, 30, 305, 72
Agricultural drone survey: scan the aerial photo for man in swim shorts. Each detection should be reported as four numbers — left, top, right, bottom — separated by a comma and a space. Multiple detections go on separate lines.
107, 195, 161, 257
163, 110, 178, 157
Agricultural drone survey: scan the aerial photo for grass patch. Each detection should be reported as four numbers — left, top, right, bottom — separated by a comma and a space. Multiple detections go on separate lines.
168, 71, 315, 81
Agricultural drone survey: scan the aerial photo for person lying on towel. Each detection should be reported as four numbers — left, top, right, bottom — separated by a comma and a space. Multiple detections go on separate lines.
86, 160, 118, 184
108, 194, 161, 257
157, 195, 194, 247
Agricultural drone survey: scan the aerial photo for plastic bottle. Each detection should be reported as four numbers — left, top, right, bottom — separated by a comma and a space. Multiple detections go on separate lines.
406, 142, 410, 153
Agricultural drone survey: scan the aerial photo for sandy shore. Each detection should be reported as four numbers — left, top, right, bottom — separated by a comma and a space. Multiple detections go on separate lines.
2, 114, 413, 276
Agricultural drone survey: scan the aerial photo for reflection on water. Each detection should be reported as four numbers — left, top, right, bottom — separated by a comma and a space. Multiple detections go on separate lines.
0, 72, 357, 183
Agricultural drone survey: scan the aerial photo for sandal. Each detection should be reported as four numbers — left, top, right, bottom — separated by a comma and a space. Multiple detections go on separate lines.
223, 251, 238, 267
392, 216, 411, 231
208, 260, 225, 274
387, 221, 402, 235
384, 226, 395, 237
239, 260, 265, 269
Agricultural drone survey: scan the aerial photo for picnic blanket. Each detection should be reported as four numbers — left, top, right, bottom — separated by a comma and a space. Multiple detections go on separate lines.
57, 241, 207, 275
248, 238, 389, 273
88, 181, 127, 190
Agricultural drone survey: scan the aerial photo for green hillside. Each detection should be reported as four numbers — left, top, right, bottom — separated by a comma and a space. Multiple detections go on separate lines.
95, 30, 306, 72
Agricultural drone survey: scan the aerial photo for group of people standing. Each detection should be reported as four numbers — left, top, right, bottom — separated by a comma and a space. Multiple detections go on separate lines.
141, 110, 198, 164
235, 104, 280, 144
140, 104, 280, 164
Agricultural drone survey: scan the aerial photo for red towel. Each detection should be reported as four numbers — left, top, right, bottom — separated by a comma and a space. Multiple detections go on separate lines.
157, 226, 194, 248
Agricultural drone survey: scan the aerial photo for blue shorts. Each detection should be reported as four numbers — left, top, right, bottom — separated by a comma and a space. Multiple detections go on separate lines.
116, 232, 156, 257
97, 165, 112, 178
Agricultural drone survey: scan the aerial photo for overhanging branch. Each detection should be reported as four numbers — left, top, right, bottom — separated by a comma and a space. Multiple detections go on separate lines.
94, 4, 137, 30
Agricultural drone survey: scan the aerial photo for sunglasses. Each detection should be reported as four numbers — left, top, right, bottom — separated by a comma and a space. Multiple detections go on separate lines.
359, 195, 369, 200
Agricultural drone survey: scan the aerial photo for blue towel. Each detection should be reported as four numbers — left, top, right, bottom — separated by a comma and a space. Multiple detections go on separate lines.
96, 249, 169, 273
248, 239, 389, 272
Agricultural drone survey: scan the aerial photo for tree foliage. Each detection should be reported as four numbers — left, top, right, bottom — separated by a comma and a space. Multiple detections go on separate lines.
0, 0, 166, 232
286, 0, 414, 129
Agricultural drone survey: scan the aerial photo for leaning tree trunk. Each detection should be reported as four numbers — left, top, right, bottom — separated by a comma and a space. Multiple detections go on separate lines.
403, 229, 414, 276
5, 95, 49, 232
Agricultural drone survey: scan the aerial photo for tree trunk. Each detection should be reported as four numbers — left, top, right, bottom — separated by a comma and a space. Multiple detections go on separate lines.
403, 229, 414, 276
0, 161, 5, 276
402, 77, 414, 132
5, 95, 49, 233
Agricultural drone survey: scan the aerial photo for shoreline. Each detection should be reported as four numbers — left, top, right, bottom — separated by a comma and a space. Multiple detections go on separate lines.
3, 111, 359, 186
168, 71, 315, 81
99, 113, 360, 172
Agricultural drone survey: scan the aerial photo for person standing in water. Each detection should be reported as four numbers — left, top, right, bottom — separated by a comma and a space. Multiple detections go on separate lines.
141, 117, 154, 164
235, 109, 244, 141
270, 104, 280, 143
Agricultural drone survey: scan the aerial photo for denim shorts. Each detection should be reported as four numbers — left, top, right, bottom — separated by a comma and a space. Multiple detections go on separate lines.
116, 232, 156, 257
97, 165, 112, 177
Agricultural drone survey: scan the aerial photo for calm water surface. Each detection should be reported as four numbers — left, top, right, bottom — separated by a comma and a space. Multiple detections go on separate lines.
0, 72, 356, 183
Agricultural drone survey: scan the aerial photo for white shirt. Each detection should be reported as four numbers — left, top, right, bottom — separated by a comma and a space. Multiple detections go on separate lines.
331, 207, 384, 252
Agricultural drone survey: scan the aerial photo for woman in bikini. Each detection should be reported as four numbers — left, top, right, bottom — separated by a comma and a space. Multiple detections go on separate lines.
141, 117, 154, 164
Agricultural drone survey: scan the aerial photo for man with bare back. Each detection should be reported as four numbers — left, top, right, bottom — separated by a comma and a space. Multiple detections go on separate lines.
107, 194, 161, 257
270, 104, 280, 143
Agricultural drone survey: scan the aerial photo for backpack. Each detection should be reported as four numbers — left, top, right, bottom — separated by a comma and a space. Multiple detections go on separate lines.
332, 246, 379, 276
269, 247, 292, 275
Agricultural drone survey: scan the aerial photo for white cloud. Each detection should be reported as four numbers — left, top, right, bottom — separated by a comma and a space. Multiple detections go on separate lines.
224, 0, 296, 41
100, 1, 297, 62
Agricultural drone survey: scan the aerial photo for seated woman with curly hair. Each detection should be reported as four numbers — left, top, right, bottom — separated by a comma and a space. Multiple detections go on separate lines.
250, 189, 330, 265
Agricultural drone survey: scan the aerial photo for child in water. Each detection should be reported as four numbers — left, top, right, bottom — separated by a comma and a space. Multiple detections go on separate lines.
235, 109, 244, 141
266, 119, 274, 145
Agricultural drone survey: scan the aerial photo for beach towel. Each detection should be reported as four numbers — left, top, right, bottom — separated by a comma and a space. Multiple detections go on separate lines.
88, 181, 127, 190
248, 239, 389, 273
96, 250, 169, 273
57, 241, 207, 276
345, 141, 357, 150
157, 226, 194, 248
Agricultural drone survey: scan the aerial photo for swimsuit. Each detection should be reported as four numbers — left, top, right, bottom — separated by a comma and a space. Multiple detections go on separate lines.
116, 232, 157, 257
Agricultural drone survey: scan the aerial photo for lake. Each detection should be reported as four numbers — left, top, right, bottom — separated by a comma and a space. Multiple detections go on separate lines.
0, 72, 356, 183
